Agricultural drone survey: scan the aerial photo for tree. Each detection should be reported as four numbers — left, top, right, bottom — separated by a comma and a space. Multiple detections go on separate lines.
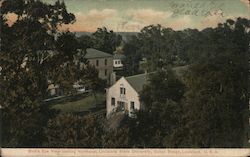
123, 25, 189, 74
45, 113, 132, 148
123, 68, 184, 147
127, 18, 249, 148
0, 0, 91, 146
101, 127, 130, 148
140, 68, 185, 109
77, 35, 94, 49
92, 27, 122, 54
44, 113, 104, 147
180, 62, 247, 147
124, 99, 182, 147
123, 35, 142, 75
173, 18, 249, 147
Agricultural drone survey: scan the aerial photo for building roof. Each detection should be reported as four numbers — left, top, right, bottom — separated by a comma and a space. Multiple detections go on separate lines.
113, 53, 126, 60
85, 48, 113, 59
124, 65, 189, 93
125, 73, 149, 93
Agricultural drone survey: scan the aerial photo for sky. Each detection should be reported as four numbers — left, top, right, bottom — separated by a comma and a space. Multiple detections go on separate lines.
7, 0, 250, 32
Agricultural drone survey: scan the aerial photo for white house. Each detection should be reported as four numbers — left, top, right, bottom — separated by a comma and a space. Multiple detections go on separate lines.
106, 65, 188, 118
106, 73, 148, 118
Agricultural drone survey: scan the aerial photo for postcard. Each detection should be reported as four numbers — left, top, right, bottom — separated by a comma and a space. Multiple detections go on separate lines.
1, 0, 249, 157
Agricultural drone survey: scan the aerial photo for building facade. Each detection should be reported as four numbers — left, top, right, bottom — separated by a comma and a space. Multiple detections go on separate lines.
106, 66, 188, 118
106, 73, 148, 118
85, 48, 113, 84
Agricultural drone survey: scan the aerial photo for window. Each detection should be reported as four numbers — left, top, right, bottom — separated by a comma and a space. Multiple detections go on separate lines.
115, 61, 118, 64
105, 59, 107, 65
111, 97, 115, 106
120, 87, 126, 95
96, 60, 99, 66
130, 101, 135, 110
105, 69, 107, 76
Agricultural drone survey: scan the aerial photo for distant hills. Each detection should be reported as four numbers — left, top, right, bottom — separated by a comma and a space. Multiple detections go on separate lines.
75, 32, 138, 42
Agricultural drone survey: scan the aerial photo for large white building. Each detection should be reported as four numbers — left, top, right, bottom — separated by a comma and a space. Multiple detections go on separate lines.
106, 73, 148, 118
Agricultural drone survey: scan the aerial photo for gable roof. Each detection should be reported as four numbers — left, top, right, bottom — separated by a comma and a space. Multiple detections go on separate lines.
85, 48, 113, 59
124, 65, 189, 93
125, 73, 149, 93
109, 65, 189, 93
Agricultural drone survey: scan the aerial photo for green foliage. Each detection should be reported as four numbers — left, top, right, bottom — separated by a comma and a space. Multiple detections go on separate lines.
101, 127, 130, 148
178, 62, 247, 147
77, 35, 94, 49
44, 113, 131, 148
44, 114, 104, 147
77, 27, 122, 54
92, 27, 122, 54
123, 69, 184, 147
2, 102, 58, 147
123, 99, 182, 147
1, 0, 75, 32
124, 18, 249, 148
0, 0, 92, 147
140, 68, 185, 108
123, 25, 189, 74
170, 18, 249, 147
123, 35, 142, 75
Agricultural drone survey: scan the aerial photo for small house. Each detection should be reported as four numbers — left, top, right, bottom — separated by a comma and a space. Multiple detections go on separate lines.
106, 73, 149, 118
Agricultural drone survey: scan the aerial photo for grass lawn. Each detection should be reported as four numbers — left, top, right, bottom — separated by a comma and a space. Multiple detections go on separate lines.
51, 93, 106, 113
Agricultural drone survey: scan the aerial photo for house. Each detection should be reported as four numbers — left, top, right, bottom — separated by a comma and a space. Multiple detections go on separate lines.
106, 65, 188, 118
113, 53, 126, 70
106, 73, 149, 118
85, 48, 113, 84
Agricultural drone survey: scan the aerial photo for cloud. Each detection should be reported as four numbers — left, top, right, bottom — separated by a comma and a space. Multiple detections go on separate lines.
127, 9, 173, 25
199, 14, 225, 29
165, 15, 192, 30
198, 10, 249, 30
84, 9, 117, 20
63, 9, 118, 32
63, 4, 248, 32
240, 0, 250, 8
118, 21, 143, 32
